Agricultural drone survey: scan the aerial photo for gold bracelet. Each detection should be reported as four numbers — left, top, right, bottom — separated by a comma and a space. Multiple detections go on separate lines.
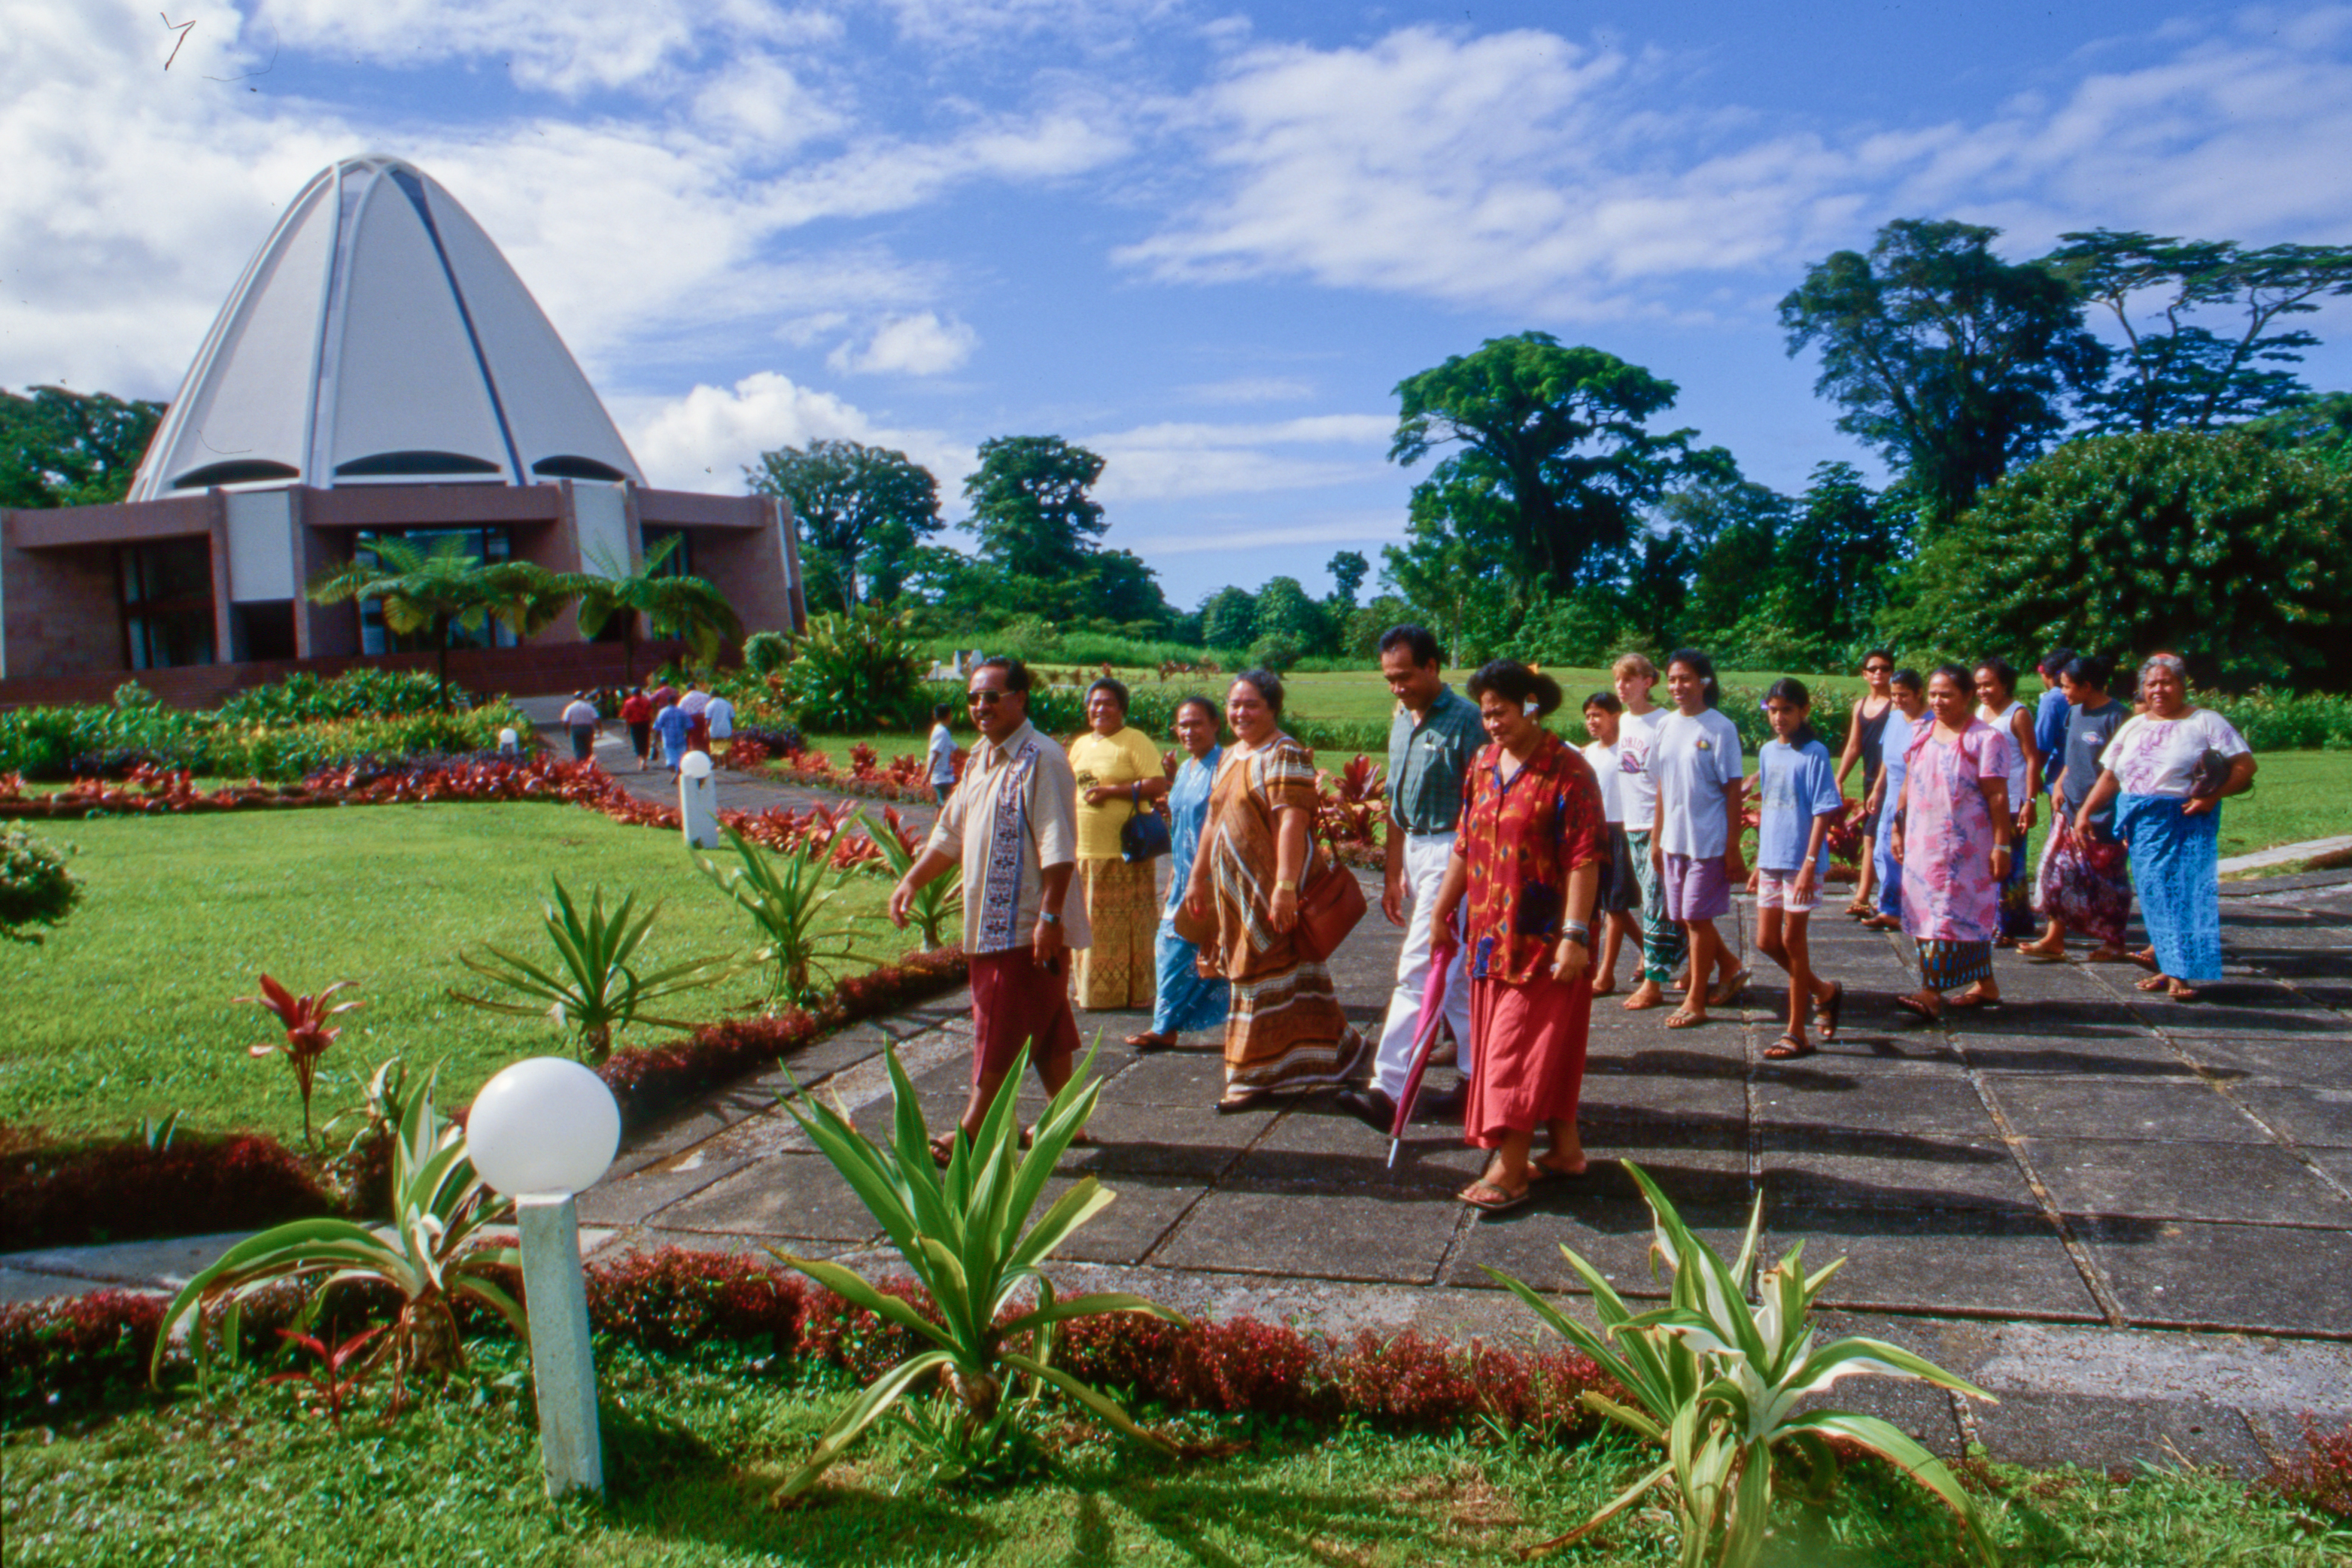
1275, 878, 1298, 892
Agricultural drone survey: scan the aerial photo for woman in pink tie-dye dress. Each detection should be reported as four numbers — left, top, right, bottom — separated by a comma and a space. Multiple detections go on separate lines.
1892, 664, 2016, 1021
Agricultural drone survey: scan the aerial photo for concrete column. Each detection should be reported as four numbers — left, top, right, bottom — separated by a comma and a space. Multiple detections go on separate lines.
515, 1193, 603, 1497
679, 760, 719, 849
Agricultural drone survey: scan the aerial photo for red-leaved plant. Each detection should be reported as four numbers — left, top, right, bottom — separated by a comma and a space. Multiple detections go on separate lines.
1314, 754, 1387, 855
263, 1323, 387, 1427
239, 975, 361, 1142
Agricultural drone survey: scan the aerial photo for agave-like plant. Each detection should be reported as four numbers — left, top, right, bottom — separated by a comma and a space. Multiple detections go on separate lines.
770, 1038, 1181, 1499
1487, 1161, 2001, 1567
150, 1067, 523, 1391
871, 808, 963, 952
695, 825, 873, 1007
450, 877, 744, 1063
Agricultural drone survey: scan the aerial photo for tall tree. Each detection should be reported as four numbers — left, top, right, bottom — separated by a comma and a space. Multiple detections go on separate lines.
1779, 218, 2107, 525
1326, 549, 1369, 606
2042, 229, 2352, 434
1251, 576, 1328, 653
1199, 585, 1257, 649
964, 436, 1108, 579
1, 386, 165, 509
1661, 476, 1792, 642
1776, 462, 1907, 643
747, 439, 941, 611
1390, 334, 1715, 594
564, 533, 744, 687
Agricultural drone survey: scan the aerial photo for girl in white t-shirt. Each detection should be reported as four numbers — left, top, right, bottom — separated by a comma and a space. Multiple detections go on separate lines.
1580, 691, 1641, 996
1645, 649, 1748, 1028
2074, 654, 2256, 1001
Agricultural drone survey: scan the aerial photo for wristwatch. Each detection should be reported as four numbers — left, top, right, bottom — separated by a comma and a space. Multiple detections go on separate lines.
1040, 910, 1062, 925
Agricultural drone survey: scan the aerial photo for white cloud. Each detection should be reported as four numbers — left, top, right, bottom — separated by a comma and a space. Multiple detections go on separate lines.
1125, 512, 1405, 556
1086, 413, 1393, 501
619, 370, 972, 494
826, 311, 980, 375
1123, 15, 2352, 319
1178, 374, 1316, 403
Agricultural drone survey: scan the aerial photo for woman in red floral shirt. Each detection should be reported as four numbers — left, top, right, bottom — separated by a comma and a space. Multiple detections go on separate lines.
1428, 660, 1606, 1214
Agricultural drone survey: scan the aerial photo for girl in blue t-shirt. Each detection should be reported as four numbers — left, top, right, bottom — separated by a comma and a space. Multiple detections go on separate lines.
1748, 679, 1846, 1058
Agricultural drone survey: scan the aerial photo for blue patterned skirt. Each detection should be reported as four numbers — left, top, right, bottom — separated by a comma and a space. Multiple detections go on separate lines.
2116, 793, 2223, 983
1150, 918, 1232, 1035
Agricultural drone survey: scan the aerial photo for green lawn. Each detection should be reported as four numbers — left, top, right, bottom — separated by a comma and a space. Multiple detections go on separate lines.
0, 804, 890, 1144
5, 1342, 2341, 1566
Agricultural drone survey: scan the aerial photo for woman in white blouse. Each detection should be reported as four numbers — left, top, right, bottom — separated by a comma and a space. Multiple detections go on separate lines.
2074, 654, 2256, 1001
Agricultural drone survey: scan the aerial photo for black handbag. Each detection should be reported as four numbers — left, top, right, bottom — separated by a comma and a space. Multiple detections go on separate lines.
1120, 807, 1171, 863
2189, 747, 2233, 799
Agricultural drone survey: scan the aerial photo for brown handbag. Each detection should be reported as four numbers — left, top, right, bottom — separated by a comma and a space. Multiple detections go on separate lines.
1292, 858, 1368, 962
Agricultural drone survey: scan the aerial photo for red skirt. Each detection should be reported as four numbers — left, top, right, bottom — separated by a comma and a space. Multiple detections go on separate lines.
970, 947, 1082, 1085
1465, 971, 1592, 1148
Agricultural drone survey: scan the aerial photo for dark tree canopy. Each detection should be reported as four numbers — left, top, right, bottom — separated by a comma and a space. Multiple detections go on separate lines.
1199, 585, 1257, 649
748, 439, 941, 611
1389, 333, 1714, 594
2, 386, 165, 509
1326, 549, 1369, 606
2043, 229, 2352, 434
1779, 219, 2107, 524
1887, 430, 2352, 690
964, 435, 1108, 580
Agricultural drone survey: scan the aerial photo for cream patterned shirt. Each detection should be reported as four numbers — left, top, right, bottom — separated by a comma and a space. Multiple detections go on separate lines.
926, 719, 1091, 955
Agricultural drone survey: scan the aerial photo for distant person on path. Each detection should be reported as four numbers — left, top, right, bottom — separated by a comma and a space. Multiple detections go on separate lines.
680, 683, 713, 755
2034, 646, 2077, 793
2074, 653, 2256, 1002
561, 691, 600, 762
1647, 649, 1748, 1028
1861, 670, 1928, 931
1975, 657, 2043, 945
1339, 626, 1481, 1135
1068, 678, 1168, 1011
925, 703, 959, 804
1425, 661, 1604, 1214
704, 688, 734, 759
650, 694, 691, 773
1181, 670, 1369, 1112
1128, 696, 1229, 1052
1749, 679, 1846, 1059
620, 686, 653, 770
1892, 664, 2014, 1021
1611, 653, 1688, 1010
2022, 655, 2134, 964
1578, 691, 1640, 997
1836, 651, 1897, 916
888, 657, 1090, 1159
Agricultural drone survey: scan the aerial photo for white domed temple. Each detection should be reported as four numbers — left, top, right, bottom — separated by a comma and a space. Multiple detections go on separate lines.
2, 155, 804, 703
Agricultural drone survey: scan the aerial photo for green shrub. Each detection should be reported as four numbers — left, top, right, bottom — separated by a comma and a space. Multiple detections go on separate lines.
111, 679, 160, 710
0, 825, 81, 944
211, 669, 457, 726
0, 693, 529, 782
742, 630, 792, 676
782, 608, 927, 731
1247, 631, 1307, 673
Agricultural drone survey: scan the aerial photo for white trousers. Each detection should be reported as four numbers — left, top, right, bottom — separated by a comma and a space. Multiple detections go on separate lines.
1372, 831, 1475, 1099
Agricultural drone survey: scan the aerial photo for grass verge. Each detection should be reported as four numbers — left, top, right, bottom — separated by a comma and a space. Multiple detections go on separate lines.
5, 1340, 2343, 1566
0, 804, 891, 1144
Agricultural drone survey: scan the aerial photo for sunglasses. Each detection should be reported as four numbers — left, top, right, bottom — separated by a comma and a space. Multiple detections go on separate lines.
966, 690, 1008, 706
1864, 664, 1892, 675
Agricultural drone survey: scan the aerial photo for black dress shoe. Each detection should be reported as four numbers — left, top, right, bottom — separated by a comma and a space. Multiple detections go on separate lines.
1414, 1080, 1468, 1120
1334, 1086, 1397, 1134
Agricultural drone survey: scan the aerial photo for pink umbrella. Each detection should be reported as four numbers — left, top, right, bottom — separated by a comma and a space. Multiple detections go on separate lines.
1387, 953, 1458, 1169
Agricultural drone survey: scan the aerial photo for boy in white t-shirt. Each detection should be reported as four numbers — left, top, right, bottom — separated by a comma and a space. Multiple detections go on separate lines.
1579, 691, 1642, 996
1645, 649, 1748, 1028
1610, 652, 1689, 1011
925, 703, 959, 803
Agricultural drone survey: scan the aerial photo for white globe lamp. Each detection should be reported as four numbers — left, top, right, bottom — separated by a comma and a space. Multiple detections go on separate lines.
465, 1056, 620, 1496
468, 1056, 620, 1198
679, 749, 713, 779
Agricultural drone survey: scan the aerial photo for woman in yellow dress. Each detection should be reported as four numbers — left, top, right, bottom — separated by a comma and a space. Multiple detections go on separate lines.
1068, 678, 1168, 1009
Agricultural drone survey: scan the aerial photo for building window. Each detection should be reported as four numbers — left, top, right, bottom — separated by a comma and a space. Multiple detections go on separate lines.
642, 525, 692, 578
354, 527, 521, 656
120, 539, 216, 670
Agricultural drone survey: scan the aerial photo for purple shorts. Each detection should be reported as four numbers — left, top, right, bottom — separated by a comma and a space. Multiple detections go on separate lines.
1664, 852, 1731, 922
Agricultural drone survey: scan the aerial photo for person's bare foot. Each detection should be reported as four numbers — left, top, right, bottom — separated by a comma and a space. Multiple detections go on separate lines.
1589, 977, 1616, 998
1536, 1148, 1588, 1177
2086, 944, 2128, 963
1950, 983, 1999, 1007
2167, 980, 2202, 1001
1624, 979, 1667, 1010
2018, 935, 2067, 959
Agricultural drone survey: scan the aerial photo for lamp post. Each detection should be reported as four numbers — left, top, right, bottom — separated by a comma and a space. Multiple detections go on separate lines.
679, 749, 717, 849
466, 1056, 621, 1497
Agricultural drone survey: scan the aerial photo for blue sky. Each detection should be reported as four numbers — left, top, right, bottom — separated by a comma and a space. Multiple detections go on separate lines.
8, 0, 2351, 609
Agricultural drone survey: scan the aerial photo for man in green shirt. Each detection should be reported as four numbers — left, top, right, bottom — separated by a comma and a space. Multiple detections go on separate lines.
1338, 625, 1484, 1134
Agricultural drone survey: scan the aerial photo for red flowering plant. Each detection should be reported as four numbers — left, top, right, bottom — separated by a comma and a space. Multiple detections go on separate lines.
1314, 754, 1388, 859
239, 974, 361, 1142
263, 1323, 387, 1427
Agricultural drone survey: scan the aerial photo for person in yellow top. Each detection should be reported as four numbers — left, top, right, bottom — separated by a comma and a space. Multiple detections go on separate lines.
1067, 677, 1170, 1009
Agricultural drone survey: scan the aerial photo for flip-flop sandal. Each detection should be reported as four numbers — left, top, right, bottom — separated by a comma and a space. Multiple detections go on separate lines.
1814, 980, 1844, 1040
2019, 948, 2067, 964
1459, 1179, 1534, 1215
1946, 989, 1995, 1010
1861, 915, 1903, 931
929, 1132, 961, 1168
1664, 1008, 1708, 1029
1533, 1157, 1589, 1179
1214, 1088, 1270, 1114
2168, 984, 2202, 1003
1124, 1031, 1178, 1052
1843, 900, 1875, 919
2133, 974, 2170, 993
1895, 993, 1940, 1023
1709, 969, 1752, 1008
1764, 1033, 1816, 1060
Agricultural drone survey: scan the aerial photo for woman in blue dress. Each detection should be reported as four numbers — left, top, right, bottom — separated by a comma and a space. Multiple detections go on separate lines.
1126, 696, 1232, 1050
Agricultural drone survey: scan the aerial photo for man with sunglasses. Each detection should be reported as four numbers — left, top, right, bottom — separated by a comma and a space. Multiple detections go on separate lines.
889, 657, 1091, 1162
